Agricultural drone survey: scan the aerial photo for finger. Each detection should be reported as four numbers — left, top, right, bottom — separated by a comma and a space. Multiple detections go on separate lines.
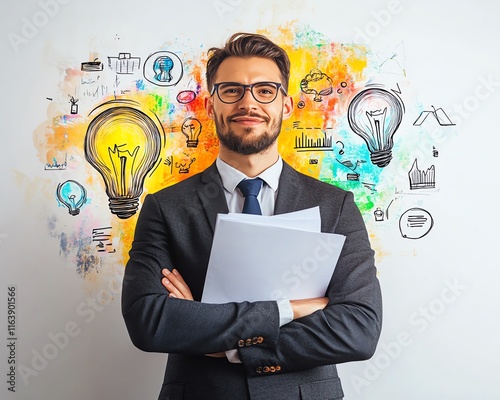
161, 277, 184, 299
161, 269, 193, 300
161, 270, 184, 298
171, 269, 194, 300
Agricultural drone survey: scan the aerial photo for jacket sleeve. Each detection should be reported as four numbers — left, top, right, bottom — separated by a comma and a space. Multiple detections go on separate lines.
238, 190, 383, 376
121, 193, 282, 356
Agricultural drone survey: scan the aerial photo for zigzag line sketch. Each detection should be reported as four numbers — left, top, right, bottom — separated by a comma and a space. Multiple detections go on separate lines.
413, 105, 455, 126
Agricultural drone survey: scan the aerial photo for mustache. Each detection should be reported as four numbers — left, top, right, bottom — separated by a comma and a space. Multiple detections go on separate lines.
227, 111, 270, 122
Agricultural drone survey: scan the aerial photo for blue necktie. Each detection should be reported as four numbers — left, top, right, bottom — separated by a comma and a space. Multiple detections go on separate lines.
237, 178, 263, 215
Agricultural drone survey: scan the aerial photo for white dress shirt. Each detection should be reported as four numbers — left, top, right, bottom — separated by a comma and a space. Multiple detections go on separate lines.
215, 156, 294, 362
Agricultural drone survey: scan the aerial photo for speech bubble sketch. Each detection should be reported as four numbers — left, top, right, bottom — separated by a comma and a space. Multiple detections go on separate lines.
399, 207, 434, 239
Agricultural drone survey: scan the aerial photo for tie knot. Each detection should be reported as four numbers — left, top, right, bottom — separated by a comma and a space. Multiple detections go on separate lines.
237, 178, 263, 198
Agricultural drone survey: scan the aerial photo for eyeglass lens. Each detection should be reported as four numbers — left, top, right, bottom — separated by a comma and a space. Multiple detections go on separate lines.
217, 82, 280, 104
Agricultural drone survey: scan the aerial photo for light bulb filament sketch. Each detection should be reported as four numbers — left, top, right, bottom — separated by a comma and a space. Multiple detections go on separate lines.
85, 99, 163, 219
347, 86, 404, 168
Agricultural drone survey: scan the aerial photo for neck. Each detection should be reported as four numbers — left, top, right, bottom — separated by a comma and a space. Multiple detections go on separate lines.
219, 146, 279, 177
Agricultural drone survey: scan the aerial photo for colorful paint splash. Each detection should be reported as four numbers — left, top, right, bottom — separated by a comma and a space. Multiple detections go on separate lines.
32, 23, 445, 282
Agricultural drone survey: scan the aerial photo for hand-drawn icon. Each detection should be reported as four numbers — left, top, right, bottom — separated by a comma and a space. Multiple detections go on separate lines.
374, 207, 384, 221
143, 51, 183, 87
337, 81, 348, 94
293, 121, 334, 152
69, 95, 79, 114
177, 90, 196, 104
92, 227, 116, 253
432, 146, 439, 157
408, 159, 435, 189
335, 141, 345, 155
181, 117, 202, 147
333, 140, 367, 181
56, 180, 87, 216
154, 55, 174, 82
294, 131, 333, 152
399, 207, 434, 239
85, 99, 163, 219
163, 155, 174, 174
81, 58, 104, 72
175, 157, 196, 174
347, 86, 403, 167
45, 154, 67, 170
300, 68, 333, 102
108, 53, 141, 74
413, 106, 455, 126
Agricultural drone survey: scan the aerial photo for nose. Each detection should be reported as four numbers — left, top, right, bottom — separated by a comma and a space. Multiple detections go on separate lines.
237, 87, 258, 110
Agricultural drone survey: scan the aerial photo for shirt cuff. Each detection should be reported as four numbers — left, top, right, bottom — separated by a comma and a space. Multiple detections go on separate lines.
277, 298, 293, 326
225, 349, 241, 363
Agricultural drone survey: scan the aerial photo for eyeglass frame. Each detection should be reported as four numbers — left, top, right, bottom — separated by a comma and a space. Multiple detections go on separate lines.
210, 81, 288, 104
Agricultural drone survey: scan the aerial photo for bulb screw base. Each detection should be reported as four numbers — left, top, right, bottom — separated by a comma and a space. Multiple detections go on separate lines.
370, 150, 392, 168
109, 197, 139, 219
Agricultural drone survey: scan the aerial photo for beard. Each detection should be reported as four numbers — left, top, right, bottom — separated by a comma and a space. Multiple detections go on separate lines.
214, 112, 282, 155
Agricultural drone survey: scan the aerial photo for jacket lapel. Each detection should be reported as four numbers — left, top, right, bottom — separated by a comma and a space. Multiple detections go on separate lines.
197, 162, 229, 232
274, 161, 303, 215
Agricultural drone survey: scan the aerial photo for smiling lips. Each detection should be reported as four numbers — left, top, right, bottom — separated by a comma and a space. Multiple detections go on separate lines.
230, 113, 268, 126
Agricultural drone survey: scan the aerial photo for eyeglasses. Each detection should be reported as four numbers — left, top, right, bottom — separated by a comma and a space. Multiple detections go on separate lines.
210, 81, 287, 104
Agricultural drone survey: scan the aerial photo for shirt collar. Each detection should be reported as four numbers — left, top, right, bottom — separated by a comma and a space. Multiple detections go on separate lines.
216, 156, 283, 194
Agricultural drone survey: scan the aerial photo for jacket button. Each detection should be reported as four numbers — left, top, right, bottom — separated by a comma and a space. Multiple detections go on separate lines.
257, 336, 264, 344
269, 366, 276, 372
263, 366, 270, 373
256, 367, 262, 374
276, 365, 281, 372
238, 340, 245, 348
245, 338, 252, 346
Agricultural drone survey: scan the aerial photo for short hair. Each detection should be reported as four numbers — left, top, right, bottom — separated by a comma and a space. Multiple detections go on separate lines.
205, 32, 291, 93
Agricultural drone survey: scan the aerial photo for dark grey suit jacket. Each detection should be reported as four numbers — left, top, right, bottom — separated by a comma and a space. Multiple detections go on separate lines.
122, 161, 382, 400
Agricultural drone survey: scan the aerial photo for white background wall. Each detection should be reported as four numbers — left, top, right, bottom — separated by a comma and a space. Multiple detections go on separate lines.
1, 1, 499, 399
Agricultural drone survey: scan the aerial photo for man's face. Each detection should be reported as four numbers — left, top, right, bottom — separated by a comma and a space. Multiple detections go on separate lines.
205, 56, 293, 155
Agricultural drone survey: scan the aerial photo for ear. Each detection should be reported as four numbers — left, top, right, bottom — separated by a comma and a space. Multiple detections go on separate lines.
205, 96, 215, 120
282, 95, 294, 120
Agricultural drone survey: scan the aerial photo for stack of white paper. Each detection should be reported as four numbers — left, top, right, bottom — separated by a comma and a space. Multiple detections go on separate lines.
201, 207, 345, 303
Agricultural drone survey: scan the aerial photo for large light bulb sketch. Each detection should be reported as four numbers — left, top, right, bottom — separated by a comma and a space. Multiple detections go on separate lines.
85, 100, 163, 219
56, 179, 87, 216
347, 87, 403, 168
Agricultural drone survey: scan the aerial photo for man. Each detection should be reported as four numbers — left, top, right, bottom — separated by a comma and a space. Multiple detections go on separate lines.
122, 32, 382, 400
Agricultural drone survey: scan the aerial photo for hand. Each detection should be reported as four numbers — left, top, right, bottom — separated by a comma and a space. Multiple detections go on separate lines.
161, 269, 193, 300
290, 297, 328, 320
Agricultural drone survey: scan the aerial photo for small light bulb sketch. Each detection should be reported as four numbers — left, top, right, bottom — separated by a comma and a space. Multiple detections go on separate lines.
181, 117, 202, 148
300, 68, 333, 102
153, 56, 174, 83
56, 180, 87, 216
